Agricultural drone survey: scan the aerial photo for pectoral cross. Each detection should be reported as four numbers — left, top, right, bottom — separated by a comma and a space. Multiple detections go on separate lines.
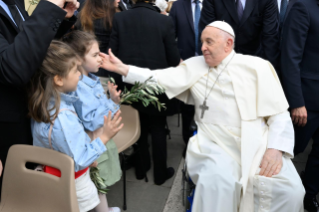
199, 100, 209, 119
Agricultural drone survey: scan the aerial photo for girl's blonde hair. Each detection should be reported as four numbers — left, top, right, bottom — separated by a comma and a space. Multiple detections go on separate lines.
61, 30, 98, 59
28, 40, 79, 124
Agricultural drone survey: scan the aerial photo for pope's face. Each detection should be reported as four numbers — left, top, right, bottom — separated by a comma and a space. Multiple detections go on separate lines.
201, 27, 229, 67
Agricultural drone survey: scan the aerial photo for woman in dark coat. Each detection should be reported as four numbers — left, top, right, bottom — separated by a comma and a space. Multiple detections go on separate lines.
76, 0, 119, 58
109, 0, 180, 185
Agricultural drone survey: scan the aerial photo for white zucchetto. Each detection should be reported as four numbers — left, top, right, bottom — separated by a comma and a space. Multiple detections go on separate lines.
208, 21, 235, 37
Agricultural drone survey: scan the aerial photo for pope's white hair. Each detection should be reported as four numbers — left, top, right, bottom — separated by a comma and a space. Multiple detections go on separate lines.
155, 0, 168, 12
219, 30, 235, 49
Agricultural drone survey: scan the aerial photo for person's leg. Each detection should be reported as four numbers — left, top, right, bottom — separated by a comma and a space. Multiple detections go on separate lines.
134, 112, 151, 179
253, 157, 304, 212
304, 124, 319, 199
93, 193, 109, 212
150, 115, 170, 184
92, 193, 121, 212
187, 135, 242, 212
294, 111, 319, 211
293, 111, 319, 156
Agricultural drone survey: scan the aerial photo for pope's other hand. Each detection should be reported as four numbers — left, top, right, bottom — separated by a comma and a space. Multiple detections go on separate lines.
291, 106, 307, 127
100, 49, 129, 76
259, 149, 283, 177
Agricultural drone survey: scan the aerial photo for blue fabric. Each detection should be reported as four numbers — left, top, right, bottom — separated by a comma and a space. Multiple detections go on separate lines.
279, 0, 288, 26
73, 73, 120, 132
31, 92, 107, 172
194, 0, 200, 54
0, 0, 25, 25
236, 0, 243, 21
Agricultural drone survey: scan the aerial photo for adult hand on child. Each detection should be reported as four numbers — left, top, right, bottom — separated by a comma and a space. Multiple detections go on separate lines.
47, 0, 79, 18
99, 50, 130, 76
108, 81, 121, 105
99, 111, 124, 144
90, 161, 98, 168
64, 0, 80, 18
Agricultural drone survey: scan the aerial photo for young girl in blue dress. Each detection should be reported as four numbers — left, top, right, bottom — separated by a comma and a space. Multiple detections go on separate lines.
29, 41, 123, 212
62, 31, 123, 212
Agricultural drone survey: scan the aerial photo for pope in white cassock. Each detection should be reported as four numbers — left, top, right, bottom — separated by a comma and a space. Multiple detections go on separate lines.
101, 21, 305, 212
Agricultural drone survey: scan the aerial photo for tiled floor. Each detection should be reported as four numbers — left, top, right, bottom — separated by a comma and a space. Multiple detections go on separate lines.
107, 114, 316, 212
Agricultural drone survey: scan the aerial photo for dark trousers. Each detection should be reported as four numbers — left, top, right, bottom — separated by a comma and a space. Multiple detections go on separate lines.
135, 112, 168, 183
294, 110, 319, 199
0, 118, 33, 200
181, 103, 195, 144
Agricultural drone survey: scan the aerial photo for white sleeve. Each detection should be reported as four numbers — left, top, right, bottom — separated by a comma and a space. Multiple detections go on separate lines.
267, 111, 294, 158
122, 66, 157, 84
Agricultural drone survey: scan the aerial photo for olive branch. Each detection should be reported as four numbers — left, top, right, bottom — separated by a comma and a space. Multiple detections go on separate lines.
90, 76, 166, 194
109, 76, 166, 111
90, 167, 109, 194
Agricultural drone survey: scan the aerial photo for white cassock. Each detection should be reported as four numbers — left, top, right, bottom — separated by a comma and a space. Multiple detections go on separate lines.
123, 50, 305, 212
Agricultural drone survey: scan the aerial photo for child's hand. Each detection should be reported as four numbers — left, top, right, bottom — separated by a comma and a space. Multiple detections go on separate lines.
100, 111, 124, 144
108, 81, 121, 105
90, 161, 98, 168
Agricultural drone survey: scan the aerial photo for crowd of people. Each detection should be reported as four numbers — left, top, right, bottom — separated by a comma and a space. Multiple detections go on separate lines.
0, 0, 318, 211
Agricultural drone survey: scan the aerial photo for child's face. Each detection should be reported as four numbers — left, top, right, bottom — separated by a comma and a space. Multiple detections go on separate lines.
82, 41, 102, 75
62, 62, 82, 92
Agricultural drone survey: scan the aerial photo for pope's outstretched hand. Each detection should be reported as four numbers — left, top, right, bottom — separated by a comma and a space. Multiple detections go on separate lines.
99, 49, 130, 76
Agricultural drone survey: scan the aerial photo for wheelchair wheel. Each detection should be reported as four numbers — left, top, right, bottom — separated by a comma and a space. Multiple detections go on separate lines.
182, 162, 195, 212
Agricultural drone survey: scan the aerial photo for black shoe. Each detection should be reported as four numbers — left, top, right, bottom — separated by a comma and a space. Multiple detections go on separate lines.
154, 167, 175, 185
135, 162, 151, 180
304, 197, 319, 212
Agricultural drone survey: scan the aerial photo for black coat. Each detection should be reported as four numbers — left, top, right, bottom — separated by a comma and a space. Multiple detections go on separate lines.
281, 0, 319, 111
0, 0, 75, 196
109, 2, 180, 115
199, 0, 280, 69
169, 0, 196, 60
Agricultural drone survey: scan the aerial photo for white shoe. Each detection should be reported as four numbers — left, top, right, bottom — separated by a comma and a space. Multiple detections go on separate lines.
109, 207, 121, 212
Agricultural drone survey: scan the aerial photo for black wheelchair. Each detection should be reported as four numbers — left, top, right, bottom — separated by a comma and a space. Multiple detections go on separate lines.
182, 126, 197, 212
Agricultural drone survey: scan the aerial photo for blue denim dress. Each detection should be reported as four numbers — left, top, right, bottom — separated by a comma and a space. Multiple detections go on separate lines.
73, 74, 122, 186
31, 92, 107, 172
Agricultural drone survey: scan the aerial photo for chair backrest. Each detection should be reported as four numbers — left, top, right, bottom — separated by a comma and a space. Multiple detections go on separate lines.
0, 145, 79, 212
113, 105, 141, 153
99, 77, 141, 153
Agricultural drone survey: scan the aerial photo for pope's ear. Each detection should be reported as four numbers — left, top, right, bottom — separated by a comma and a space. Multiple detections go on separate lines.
53, 75, 64, 87
226, 38, 234, 50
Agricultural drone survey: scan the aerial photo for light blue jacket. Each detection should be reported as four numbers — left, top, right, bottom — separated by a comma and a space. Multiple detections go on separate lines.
31, 93, 107, 172
73, 73, 120, 132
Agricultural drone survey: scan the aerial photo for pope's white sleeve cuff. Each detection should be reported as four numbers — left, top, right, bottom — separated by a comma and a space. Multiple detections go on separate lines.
267, 111, 294, 158
122, 66, 157, 85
